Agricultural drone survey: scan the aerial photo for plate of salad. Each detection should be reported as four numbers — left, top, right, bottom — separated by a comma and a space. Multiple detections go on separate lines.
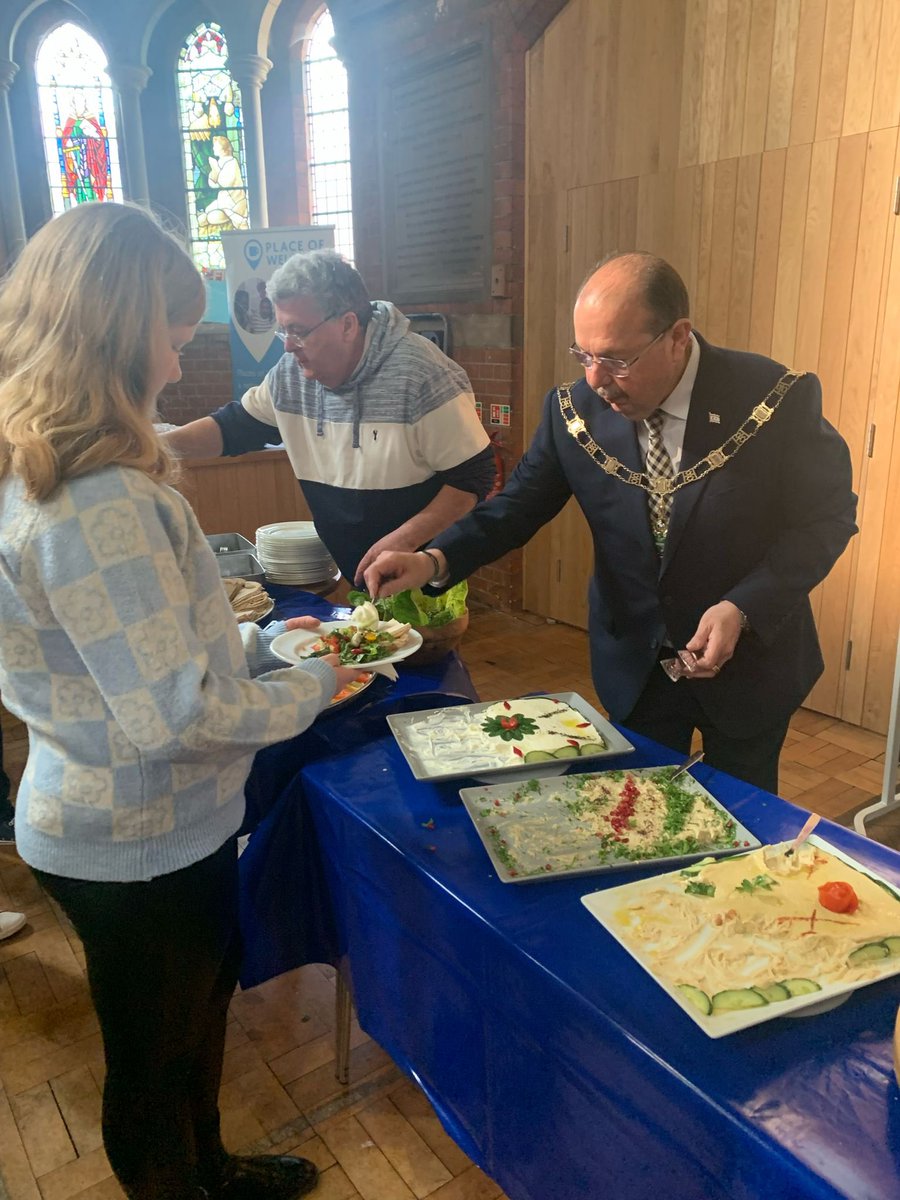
270, 612, 423, 668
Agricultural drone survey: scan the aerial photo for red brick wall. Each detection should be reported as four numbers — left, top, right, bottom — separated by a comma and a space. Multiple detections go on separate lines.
157, 326, 232, 425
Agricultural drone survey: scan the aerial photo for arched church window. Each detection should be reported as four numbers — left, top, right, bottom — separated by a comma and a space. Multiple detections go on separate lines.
177, 22, 249, 270
304, 9, 353, 259
35, 23, 124, 216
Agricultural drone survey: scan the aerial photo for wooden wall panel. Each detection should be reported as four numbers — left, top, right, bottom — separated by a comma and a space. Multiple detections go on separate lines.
814, 0, 854, 141
747, 148, 786, 353
719, 0, 753, 159
764, 0, 801, 151
175, 452, 312, 543
770, 142, 812, 365
741, 0, 777, 155
789, 0, 827, 147
841, 0, 882, 137
525, 0, 900, 733
871, 0, 900, 131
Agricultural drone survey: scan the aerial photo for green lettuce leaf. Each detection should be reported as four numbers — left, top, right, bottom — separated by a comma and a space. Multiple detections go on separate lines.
347, 582, 468, 627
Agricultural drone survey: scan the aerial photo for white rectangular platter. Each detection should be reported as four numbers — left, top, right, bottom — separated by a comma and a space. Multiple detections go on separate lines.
386, 691, 634, 784
459, 765, 759, 883
581, 835, 900, 1038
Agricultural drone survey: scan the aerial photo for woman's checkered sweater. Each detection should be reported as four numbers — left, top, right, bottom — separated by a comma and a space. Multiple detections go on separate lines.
0, 464, 335, 882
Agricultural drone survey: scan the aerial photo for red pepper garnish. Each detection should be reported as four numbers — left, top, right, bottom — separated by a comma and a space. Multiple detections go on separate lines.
513, 746, 524, 758
503, 700, 511, 710
576, 721, 591, 728
567, 738, 580, 747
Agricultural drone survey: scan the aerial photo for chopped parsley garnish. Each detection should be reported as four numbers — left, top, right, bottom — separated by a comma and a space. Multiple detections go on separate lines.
735, 874, 778, 894
685, 880, 716, 897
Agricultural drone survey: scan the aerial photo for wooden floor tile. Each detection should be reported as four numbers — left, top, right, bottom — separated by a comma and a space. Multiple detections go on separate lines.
9, 1081, 76, 1178
319, 1113, 417, 1200
33, 1146, 112, 1200
48, 1065, 103, 1158
390, 1081, 473, 1177
356, 1095, 453, 1196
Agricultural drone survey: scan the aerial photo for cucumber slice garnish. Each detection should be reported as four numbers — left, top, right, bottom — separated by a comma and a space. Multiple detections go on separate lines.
780, 977, 823, 996
847, 943, 890, 966
677, 984, 711, 1015
552, 746, 580, 759
883, 937, 900, 956
578, 741, 606, 756
712, 988, 768, 1012
754, 983, 791, 1003
522, 750, 556, 763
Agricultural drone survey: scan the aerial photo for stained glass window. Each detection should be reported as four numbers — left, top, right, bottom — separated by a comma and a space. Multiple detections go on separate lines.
177, 22, 249, 271
35, 23, 124, 216
304, 10, 354, 260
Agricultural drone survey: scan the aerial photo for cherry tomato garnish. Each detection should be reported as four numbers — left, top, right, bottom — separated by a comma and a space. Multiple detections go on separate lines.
817, 880, 859, 914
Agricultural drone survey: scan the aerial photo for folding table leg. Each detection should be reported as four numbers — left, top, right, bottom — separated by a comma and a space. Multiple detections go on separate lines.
334, 968, 352, 1085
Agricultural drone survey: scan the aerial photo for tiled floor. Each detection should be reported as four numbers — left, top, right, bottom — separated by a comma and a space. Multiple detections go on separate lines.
0, 602, 894, 1200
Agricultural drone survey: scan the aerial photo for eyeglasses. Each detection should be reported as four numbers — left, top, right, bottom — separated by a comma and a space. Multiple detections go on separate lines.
275, 312, 339, 348
568, 325, 671, 378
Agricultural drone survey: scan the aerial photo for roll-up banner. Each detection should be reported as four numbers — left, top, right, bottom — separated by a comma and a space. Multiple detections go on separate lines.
220, 226, 335, 402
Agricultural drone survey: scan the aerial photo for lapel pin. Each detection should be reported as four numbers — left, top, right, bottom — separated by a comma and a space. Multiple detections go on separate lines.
708, 412, 721, 424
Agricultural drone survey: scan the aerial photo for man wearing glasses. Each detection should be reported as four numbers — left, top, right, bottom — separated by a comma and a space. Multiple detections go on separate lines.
165, 250, 494, 585
364, 252, 857, 792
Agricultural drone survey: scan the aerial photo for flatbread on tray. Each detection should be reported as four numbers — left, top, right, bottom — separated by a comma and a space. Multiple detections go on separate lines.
222, 577, 273, 623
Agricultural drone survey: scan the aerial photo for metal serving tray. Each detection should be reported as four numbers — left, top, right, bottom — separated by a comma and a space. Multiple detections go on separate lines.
459, 766, 760, 884
206, 532, 256, 555
213, 550, 265, 585
386, 691, 634, 784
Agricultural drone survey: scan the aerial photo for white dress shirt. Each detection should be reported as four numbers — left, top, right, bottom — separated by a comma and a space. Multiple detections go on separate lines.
636, 332, 700, 470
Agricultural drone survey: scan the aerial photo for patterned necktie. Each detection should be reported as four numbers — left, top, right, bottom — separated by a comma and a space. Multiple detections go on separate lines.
644, 409, 674, 554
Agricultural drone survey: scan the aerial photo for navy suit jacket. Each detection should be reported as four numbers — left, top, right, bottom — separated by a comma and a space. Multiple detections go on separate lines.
433, 335, 857, 737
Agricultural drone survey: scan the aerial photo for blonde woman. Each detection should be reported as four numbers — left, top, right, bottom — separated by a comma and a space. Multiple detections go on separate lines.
0, 203, 356, 1200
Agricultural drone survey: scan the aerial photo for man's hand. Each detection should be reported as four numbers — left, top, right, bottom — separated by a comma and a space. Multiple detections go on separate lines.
683, 601, 744, 678
363, 550, 437, 599
354, 530, 423, 585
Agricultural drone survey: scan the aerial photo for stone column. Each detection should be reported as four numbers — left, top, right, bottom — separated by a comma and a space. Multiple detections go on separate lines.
227, 54, 272, 227
105, 63, 152, 207
0, 59, 26, 258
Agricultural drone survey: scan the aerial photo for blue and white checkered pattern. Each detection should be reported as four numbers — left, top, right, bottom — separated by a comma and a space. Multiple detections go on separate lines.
0, 465, 334, 882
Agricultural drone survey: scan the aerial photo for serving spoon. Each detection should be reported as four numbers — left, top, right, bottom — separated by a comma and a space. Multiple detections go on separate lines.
670, 750, 704, 780
784, 811, 820, 857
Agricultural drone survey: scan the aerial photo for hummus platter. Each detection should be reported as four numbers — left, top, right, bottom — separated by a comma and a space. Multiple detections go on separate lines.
459, 765, 757, 881
581, 835, 900, 1037
387, 692, 634, 783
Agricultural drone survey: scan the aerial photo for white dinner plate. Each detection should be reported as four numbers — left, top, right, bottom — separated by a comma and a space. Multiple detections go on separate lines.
270, 621, 423, 668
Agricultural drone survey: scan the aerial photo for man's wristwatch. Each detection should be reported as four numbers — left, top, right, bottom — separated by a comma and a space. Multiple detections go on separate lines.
737, 608, 751, 634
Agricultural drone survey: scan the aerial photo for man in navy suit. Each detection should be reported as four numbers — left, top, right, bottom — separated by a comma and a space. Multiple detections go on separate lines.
364, 253, 857, 791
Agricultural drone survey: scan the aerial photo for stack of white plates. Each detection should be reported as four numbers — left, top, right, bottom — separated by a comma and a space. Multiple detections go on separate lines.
255, 522, 338, 586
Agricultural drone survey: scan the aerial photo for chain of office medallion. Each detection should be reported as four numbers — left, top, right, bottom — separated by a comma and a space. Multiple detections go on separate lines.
557, 370, 805, 498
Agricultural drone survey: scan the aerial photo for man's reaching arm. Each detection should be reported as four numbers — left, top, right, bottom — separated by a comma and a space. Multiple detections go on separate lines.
162, 417, 224, 459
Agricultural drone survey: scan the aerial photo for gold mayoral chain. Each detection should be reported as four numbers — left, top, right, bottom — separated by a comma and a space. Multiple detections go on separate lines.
557, 368, 806, 501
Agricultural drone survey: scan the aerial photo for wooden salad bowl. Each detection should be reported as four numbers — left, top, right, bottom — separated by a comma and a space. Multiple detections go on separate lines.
406, 612, 469, 665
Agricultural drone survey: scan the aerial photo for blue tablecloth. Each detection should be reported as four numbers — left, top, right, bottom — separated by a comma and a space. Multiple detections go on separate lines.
237, 586, 478, 986
299, 729, 900, 1200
